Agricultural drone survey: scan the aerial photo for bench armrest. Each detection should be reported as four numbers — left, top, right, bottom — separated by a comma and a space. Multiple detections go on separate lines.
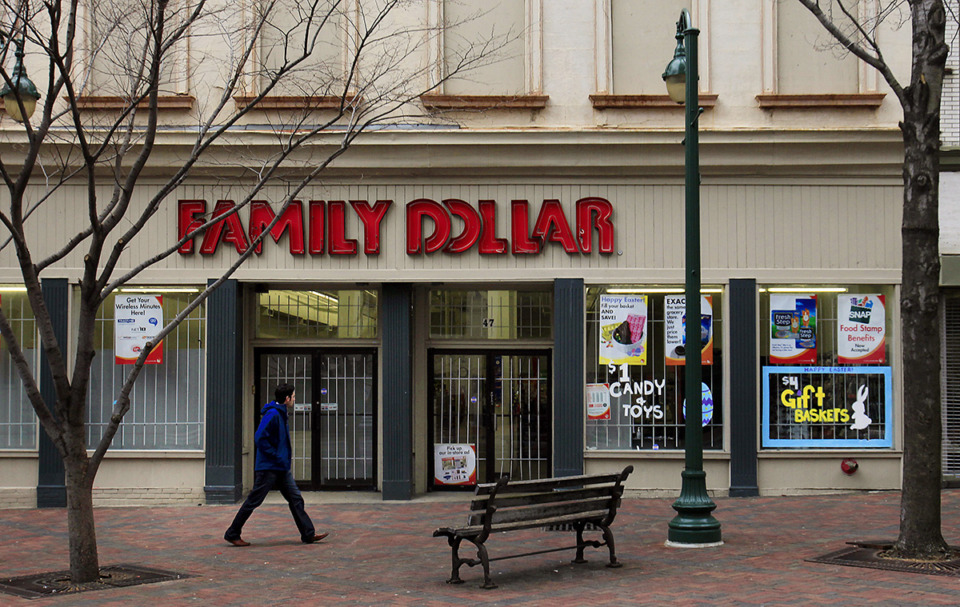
600, 465, 633, 527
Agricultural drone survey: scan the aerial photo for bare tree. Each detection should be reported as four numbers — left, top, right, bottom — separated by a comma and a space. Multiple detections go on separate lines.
794, 0, 951, 559
0, 0, 507, 583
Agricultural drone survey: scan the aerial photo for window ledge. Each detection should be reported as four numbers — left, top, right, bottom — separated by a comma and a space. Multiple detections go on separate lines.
73, 95, 195, 111
233, 95, 357, 111
590, 93, 718, 109
756, 93, 885, 108
419, 94, 549, 110
91, 449, 206, 459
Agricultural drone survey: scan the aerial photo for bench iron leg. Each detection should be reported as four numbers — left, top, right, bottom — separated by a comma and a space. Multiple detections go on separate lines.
601, 524, 622, 568
469, 539, 497, 589
572, 521, 588, 564
445, 537, 466, 584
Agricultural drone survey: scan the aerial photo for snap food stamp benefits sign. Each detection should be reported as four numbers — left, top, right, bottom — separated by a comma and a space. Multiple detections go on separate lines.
115, 295, 163, 365
838, 294, 886, 364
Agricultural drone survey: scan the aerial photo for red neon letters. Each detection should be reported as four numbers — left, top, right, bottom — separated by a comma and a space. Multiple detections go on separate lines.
405, 197, 614, 255
177, 197, 614, 256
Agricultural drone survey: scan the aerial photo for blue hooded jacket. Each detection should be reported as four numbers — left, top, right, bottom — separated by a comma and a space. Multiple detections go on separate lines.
254, 400, 292, 471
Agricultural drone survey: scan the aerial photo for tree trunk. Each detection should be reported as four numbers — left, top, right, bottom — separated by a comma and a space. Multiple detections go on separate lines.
892, 94, 950, 559
64, 447, 99, 583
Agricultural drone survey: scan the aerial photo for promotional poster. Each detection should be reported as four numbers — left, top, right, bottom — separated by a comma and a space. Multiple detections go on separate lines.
586, 383, 611, 420
837, 294, 886, 364
114, 294, 164, 365
433, 443, 477, 486
599, 295, 648, 365
770, 295, 817, 364
664, 295, 714, 366
682, 382, 715, 427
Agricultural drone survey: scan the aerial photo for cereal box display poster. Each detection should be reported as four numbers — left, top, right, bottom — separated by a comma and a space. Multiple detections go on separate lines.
599, 295, 648, 365
769, 295, 817, 365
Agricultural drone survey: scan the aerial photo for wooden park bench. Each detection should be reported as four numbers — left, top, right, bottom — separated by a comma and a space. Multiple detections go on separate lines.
432, 465, 633, 589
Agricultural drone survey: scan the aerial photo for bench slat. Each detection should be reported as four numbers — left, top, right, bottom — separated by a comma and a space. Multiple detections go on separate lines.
469, 485, 617, 511
475, 471, 626, 495
468, 496, 614, 526
437, 509, 612, 538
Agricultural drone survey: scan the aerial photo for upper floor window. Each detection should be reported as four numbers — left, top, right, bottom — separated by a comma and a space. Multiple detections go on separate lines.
591, 0, 715, 109
239, 0, 353, 108
758, 0, 883, 108
79, 0, 193, 110
421, 0, 546, 110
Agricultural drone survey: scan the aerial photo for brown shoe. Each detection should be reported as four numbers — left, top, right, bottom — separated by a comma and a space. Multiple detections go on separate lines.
226, 538, 251, 547
304, 532, 329, 544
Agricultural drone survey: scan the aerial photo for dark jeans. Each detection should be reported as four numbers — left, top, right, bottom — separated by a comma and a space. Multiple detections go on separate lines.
225, 469, 316, 543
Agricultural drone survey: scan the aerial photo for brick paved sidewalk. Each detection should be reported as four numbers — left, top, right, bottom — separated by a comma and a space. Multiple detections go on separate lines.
2, 490, 960, 606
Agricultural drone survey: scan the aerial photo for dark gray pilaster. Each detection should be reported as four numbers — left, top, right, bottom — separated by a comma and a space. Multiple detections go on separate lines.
204, 279, 244, 504
381, 283, 413, 500
554, 278, 584, 477
37, 278, 68, 508
729, 278, 759, 497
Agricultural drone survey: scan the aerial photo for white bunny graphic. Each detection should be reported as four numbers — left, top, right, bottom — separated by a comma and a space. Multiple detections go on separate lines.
850, 384, 872, 430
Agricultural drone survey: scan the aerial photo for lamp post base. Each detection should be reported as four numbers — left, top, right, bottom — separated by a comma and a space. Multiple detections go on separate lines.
668, 468, 722, 545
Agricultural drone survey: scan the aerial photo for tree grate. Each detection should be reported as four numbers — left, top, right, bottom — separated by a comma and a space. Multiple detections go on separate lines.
808, 541, 960, 577
0, 564, 190, 599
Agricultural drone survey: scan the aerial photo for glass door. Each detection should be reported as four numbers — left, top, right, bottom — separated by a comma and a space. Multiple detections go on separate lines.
256, 349, 376, 490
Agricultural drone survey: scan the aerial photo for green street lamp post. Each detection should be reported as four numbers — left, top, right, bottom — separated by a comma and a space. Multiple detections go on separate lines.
662, 9, 722, 546
0, 40, 40, 123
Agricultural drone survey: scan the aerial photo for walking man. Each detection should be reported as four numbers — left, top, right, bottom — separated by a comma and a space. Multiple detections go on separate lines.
225, 383, 329, 546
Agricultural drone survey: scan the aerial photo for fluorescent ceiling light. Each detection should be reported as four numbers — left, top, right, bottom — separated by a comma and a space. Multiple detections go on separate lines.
606, 287, 723, 294
765, 287, 849, 293
310, 291, 339, 305
0, 286, 27, 292
119, 287, 201, 293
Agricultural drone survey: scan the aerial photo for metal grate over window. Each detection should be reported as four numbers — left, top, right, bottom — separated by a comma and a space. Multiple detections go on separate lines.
256, 290, 377, 339
944, 296, 960, 477
0, 288, 37, 450
86, 289, 205, 450
429, 289, 553, 340
585, 287, 724, 452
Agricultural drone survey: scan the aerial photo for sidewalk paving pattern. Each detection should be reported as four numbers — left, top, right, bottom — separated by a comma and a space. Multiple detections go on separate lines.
2, 490, 960, 606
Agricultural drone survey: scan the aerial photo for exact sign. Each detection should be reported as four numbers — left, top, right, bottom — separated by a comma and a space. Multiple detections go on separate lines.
177, 197, 615, 256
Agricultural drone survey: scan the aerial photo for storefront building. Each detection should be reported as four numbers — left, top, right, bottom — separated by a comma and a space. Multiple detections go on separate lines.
0, 0, 912, 506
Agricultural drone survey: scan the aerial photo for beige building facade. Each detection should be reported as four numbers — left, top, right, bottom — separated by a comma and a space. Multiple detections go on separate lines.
0, 0, 914, 507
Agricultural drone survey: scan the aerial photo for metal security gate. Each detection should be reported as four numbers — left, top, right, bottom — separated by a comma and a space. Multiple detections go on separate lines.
256, 349, 376, 490
944, 296, 960, 483
429, 351, 551, 487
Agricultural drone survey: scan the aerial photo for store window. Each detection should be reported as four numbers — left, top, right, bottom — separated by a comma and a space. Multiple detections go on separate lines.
943, 294, 960, 480
585, 286, 723, 451
256, 289, 378, 339
86, 287, 205, 450
0, 287, 37, 450
760, 285, 895, 448
429, 289, 552, 340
